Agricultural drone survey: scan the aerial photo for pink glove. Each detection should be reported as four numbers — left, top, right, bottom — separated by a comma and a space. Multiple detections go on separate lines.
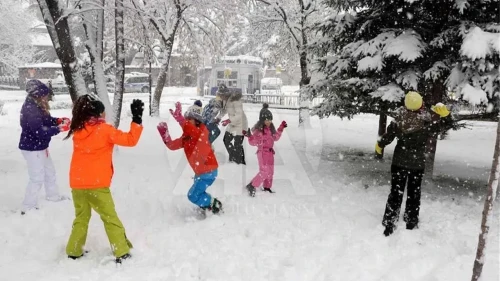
157, 122, 171, 143
169, 102, 184, 123
278, 120, 287, 131
57, 117, 71, 125
221, 119, 231, 126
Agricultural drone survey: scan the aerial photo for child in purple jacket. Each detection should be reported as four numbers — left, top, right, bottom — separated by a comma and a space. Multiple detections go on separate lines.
18, 80, 71, 214
243, 103, 287, 197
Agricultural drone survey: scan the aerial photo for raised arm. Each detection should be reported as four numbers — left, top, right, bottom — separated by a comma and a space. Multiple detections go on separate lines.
157, 122, 183, 150
170, 102, 185, 125
273, 121, 287, 142
107, 122, 143, 147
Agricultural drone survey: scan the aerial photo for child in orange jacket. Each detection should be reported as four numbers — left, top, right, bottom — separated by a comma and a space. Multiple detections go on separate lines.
64, 95, 144, 264
157, 104, 223, 217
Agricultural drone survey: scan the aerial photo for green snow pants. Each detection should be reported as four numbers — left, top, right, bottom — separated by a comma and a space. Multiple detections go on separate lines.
65, 188, 133, 257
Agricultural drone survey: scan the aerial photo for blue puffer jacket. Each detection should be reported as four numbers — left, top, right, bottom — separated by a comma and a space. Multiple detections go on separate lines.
202, 98, 224, 124
19, 97, 60, 151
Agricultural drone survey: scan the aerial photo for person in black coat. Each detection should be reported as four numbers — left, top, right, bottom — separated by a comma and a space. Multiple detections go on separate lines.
376, 91, 452, 236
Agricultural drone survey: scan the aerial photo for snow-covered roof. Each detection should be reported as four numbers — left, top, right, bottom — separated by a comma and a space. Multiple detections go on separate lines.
218, 55, 263, 63
30, 33, 52, 47
21, 62, 62, 68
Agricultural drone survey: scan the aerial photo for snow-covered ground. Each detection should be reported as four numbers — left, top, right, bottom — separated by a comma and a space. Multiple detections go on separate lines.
0, 89, 498, 281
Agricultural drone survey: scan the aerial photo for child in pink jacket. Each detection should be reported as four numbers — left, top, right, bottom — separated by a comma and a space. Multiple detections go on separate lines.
243, 104, 287, 197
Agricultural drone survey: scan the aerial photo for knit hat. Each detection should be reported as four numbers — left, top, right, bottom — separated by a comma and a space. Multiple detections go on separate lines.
405, 91, 423, 111
259, 103, 273, 121
26, 79, 51, 98
194, 100, 202, 107
184, 104, 203, 122
217, 84, 230, 98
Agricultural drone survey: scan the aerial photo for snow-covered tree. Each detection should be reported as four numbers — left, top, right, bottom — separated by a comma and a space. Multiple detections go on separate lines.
131, 0, 230, 117
36, 0, 87, 102
0, 0, 38, 75
309, 0, 499, 174
113, 0, 125, 127
250, 0, 324, 126
79, 0, 114, 123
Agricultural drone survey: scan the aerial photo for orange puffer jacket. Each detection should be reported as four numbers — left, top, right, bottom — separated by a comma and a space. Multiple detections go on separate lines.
69, 121, 143, 189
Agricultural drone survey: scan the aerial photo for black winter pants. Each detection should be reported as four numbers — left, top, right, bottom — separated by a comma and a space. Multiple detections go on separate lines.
223, 131, 246, 165
382, 165, 424, 228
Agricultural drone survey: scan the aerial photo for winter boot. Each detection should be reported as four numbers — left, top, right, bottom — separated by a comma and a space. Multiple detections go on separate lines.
68, 250, 89, 260
115, 253, 131, 264
211, 198, 223, 214
246, 183, 256, 197
406, 222, 419, 230
383, 225, 395, 237
263, 187, 275, 193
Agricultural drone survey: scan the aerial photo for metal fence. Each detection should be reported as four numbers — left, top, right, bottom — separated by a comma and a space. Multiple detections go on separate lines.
0, 76, 20, 89
241, 93, 324, 109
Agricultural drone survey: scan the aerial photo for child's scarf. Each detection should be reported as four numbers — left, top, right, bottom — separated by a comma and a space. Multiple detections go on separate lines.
87, 117, 106, 126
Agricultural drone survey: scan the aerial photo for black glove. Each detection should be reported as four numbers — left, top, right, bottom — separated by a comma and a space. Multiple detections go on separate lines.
243, 128, 251, 137
131, 99, 144, 124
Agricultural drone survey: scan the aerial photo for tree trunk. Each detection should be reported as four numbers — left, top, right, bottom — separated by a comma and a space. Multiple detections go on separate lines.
37, 0, 87, 102
96, 0, 105, 62
82, 3, 113, 122
298, 6, 311, 127
424, 79, 445, 178
471, 115, 500, 281
150, 5, 183, 117
298, 49, 311, 127
113, 0, 125, 127
151, 59, 170, 117
376, 113, 387, 159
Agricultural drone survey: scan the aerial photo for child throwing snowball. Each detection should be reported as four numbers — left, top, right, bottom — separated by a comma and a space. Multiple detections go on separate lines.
243, 103, 287, 197
157, 104, 223, 217
64, 95, 144, 263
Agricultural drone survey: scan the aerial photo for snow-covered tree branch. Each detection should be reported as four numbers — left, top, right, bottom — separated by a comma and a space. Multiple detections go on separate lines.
249, 0, 324, 126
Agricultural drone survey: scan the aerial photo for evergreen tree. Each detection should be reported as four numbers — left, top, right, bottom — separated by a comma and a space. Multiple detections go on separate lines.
309, 0, 499, 172
310, 0, 498, 118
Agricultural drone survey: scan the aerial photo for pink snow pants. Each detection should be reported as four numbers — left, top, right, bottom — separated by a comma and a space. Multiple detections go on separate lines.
251, 149, 274, 188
